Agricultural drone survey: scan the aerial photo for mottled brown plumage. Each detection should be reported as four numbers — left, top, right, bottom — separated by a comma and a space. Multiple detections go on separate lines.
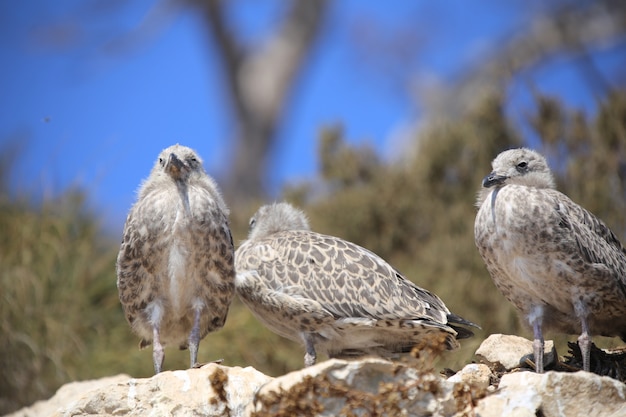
236, 202, 477, 367
116, 144, 235, 373
475, 148, 626, 373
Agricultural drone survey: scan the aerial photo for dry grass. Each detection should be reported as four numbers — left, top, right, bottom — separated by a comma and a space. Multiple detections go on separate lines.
0, 190, 120, 413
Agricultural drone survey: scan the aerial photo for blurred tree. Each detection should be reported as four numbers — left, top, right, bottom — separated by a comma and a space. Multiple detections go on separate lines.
56, 0, 327, 201
186, 0, 328, 201
0, 187, 121, 414
53, 0, 625, 199
530, 91, 626, 236
425, 0, 626, 119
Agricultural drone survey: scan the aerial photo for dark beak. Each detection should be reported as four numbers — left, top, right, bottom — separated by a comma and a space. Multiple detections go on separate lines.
482, 172, 507, 188
166, 153, 185, 180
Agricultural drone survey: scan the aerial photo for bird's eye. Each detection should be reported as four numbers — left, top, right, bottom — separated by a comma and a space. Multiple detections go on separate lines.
516, 161, 528, 171
159, 157, 164, 165
249, 218, 257, 230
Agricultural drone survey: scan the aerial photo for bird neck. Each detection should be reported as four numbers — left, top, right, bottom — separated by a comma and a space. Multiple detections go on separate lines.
174, 180, 192, 218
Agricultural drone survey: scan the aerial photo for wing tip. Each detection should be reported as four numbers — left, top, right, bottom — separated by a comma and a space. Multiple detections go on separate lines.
447, 313, 481, 340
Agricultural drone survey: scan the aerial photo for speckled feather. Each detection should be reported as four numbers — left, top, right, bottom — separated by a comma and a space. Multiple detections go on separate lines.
116, 144, 235, 372
236, 202, 476, 364
474, 148, 626, 371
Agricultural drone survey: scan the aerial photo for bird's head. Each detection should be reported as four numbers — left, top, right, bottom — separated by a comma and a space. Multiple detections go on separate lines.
482, 148, 555, 190
475, 148, 555, 207
155, 144, 204, 183
247, 202, 311, 240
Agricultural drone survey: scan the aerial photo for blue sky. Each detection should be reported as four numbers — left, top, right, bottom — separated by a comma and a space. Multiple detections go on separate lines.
1, 1, 621, 230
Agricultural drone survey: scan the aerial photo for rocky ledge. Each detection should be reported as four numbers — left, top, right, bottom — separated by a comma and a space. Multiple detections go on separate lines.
8, 334, 626, 417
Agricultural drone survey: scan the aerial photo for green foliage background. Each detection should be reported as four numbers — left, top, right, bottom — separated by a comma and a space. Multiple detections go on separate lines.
1, 91, 625, 414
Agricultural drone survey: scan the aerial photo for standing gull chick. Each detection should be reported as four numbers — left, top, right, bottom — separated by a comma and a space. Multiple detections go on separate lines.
474, 148, 626, 373
116, 144, 235, 373
235, 202, 478, 367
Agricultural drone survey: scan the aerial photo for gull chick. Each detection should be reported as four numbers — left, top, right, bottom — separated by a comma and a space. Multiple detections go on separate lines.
116, 144, 235, 373
236, 202, 478, 367
475, 148, 626, 372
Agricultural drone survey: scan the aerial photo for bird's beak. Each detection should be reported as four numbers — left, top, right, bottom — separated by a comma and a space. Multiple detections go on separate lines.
166, 153, 186, 180
482, 172, 507, 188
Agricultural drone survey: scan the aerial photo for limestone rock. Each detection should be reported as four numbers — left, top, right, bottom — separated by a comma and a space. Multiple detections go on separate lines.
476, 370, 626, 417
448, 363, 493, 391
248, 358, 478, 417
10, 348, 626, 417
475, 334, 555, 370
6, 374, 131, 417
51, 363, 271, 417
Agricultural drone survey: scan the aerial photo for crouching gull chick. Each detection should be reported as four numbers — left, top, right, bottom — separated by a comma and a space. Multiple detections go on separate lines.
116, 144, 235, 373
474, 148, 626, 373
235, 202, 478, 367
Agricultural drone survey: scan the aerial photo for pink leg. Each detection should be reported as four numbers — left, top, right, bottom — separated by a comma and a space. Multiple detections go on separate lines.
153, 325, 164, 374
302, 333, 317, 367
188, 308, 202, 368
530, 311, 544, 373
578, 316, 591, 372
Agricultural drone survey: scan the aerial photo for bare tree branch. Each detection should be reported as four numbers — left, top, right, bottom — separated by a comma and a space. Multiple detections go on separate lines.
190, 0, 328, 201
421, 0, 626, 118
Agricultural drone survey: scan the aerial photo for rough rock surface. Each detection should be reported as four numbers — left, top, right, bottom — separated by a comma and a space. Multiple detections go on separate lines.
476, 370, 626, 417
447, 363, 492, 391
6, 375, 131, 417
248, 358, 477, 417
11, 364, 272, 417
8, 335, 626, 417
475, 333, 555, 370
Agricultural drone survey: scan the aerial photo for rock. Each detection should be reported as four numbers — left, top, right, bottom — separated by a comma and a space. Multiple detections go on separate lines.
476, 370, 626, 417
51, 363, 271, 417
248, 358, 479, 417
448, 363, 493, 390
6, 374, 131, 417
9, 344, 626, 417
475, 334, 556, 370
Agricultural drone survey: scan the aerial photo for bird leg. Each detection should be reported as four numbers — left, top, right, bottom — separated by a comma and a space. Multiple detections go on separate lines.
188, 307, 202, 369
153, 325, 165, 374
530, 315, 545, 373
302, 333, 317, 367
578, 316, 591, 372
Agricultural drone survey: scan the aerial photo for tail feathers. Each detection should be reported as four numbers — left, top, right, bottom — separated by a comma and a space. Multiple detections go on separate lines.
447, 313, 480, 340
